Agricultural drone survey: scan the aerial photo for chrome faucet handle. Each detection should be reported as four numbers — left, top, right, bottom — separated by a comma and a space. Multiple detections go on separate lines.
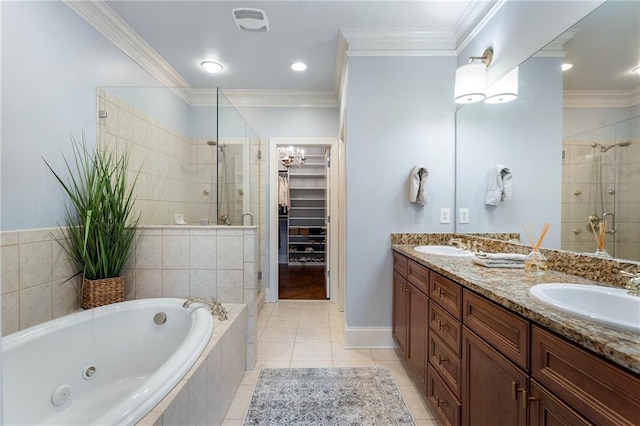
210, 297, 228, 321
470, 241, 483, 253
619, 270, 640, 296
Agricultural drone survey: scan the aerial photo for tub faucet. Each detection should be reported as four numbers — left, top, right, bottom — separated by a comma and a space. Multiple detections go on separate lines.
183, 297, 228, 320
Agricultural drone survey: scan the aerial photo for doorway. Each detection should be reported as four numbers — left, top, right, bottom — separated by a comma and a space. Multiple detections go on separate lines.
268, 138, 339, 303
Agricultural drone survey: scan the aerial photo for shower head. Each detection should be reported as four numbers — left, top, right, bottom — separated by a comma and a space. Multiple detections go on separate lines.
602, 141, 631, 152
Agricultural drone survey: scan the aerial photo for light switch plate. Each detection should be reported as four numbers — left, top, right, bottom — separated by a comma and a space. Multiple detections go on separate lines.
459, 208, 470, 224
440, 208, 451, 224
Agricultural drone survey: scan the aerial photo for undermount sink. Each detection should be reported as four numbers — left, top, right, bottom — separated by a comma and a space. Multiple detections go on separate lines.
529, 283, 640, 333
414, 245, 474, 258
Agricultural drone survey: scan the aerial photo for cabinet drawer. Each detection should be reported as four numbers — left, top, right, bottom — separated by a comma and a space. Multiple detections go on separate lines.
532, 326, 640, 426
529, 380, 591, 426
463, 290, 529, 371
427, 364, 461, 426
407, 259, 429, 296
429, 333, 462, 399
393, 252, 408, 277
429, 300, 462, 355
430, 272, 462, 320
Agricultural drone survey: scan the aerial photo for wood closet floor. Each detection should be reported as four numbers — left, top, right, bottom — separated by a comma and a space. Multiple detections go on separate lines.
278, 264, 327, 300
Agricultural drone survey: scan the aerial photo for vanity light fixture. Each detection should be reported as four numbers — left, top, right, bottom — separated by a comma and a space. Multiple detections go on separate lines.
201, 61, 223, 74
454, 48, 493, 104
291, 62, 307, 72
562, 63, 574, 71
485, 67, 519, 104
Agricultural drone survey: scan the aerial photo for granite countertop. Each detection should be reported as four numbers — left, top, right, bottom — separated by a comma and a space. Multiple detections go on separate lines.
392, 244, 640, 375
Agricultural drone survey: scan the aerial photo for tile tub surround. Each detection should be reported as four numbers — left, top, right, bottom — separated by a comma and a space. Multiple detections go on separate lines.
391, 232, 640, 288
0, 225, 258, 370
392, 244, 640, 374
136, 304, 248, 426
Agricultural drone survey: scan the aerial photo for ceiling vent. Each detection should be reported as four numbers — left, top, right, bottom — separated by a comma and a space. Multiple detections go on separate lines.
232, 8, 269, 33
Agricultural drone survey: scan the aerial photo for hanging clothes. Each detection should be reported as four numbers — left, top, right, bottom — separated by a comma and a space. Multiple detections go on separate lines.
278, 175, 290, 212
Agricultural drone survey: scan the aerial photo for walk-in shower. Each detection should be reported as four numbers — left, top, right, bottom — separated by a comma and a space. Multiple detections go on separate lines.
562, 115, 639, 260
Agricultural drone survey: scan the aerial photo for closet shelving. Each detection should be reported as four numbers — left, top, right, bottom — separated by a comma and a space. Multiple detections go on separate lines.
285, 153, 327, 265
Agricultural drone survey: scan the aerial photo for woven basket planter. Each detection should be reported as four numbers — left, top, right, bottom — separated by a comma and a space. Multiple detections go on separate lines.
81, 276, 125, 309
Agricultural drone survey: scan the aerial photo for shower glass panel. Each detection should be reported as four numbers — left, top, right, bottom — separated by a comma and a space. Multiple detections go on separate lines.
96, 86, 262, 231
561, 115, 639, 259
215, 89, 261, 227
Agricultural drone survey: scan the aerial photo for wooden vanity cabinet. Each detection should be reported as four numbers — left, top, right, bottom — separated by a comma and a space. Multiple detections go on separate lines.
391, 251, 640, 426
462, 327, 529, 426
392, 270, 409, 355
393, 253, 429, 387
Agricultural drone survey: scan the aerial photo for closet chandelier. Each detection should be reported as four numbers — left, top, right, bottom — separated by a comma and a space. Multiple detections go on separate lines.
279, 146, 306, 168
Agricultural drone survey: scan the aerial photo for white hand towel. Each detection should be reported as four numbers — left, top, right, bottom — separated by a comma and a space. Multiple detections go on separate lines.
485, 164, 512, 206
408, 165, 429, 206
476, 253, 526, 261
472, 257, 524, 268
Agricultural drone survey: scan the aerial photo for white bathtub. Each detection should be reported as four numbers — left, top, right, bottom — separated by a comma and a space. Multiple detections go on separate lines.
2, 298, 213, 426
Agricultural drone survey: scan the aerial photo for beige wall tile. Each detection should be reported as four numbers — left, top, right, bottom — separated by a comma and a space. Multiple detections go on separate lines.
162, 270, 189, 298
217, 237, 243, 269
20, 282, 53, 330
188, 358, 209, 424
190, 236, 217, 269
2, 291, 19, 335
136, 236, 163, 269
0, 231, 19, 246
1, 245, 20, 294
217, 270, 243, 303
189, 270, 216, 299
51, 242, 77, 281
163, 236, 189, 269
52, 277, 81, 319
136, 270, 163, 298
19, 241, 52, 289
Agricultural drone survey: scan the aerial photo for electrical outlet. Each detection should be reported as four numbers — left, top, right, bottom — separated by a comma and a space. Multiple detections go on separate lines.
440, 208, 451, 224
459, 208, 470, 224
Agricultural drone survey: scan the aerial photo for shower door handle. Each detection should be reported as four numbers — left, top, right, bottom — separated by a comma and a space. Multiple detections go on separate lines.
602, 212, 616, 234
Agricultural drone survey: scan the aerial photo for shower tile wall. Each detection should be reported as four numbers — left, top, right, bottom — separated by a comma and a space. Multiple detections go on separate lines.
0, 226, 258, 369
98, 89, 207, 226
562, 137, 640, 260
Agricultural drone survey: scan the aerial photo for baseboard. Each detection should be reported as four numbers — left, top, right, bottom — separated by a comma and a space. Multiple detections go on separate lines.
344, 326, 396, 349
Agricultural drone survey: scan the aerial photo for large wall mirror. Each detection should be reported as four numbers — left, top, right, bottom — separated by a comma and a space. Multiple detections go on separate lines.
455, 0, 640, 261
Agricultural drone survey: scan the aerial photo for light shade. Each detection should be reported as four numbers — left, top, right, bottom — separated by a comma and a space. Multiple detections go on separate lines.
291, 62, 307, 71
201, 61, 223, 73
485, 67, 519, 104
454, 63, 487, 104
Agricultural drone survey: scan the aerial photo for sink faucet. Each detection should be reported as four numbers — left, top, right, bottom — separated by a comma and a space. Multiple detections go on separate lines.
183, 297, 228, 320
619, 271, 640, 297
449, 238, 469, 250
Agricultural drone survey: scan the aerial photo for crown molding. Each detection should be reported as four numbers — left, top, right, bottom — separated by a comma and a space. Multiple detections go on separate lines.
340, 29, 457, 54
455, 0, 508, 52
190, 89, 339, 108
334, 31, 349, 97
564, 88, 640, 108
62, 0, 191, 104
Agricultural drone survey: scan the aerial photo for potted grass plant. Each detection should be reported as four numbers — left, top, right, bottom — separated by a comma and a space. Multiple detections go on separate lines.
44, 135, 140, 309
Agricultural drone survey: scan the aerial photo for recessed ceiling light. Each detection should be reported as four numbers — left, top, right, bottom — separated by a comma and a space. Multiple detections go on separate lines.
291, 62, 307, 72
201, 61, 223, 74
561, 63, 573, 71
633, 66, 640, 74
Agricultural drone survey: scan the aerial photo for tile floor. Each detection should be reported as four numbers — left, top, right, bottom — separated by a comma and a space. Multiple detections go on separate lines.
221, 300, 441, 425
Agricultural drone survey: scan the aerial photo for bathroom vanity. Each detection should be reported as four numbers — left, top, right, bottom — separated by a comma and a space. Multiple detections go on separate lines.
391, 245, 640, 426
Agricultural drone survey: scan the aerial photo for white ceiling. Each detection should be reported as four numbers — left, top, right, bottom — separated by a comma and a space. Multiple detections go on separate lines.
105, 0, 475, 91
93, 1, 639, 99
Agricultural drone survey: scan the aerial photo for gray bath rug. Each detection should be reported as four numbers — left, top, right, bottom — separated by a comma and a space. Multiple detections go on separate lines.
243, 367, 416, 426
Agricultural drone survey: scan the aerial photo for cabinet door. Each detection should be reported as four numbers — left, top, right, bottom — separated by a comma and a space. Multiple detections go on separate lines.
408, 284, 428, 386
392, 271, 409, 356
529, 380, 591, 426
462, 327, 528, 426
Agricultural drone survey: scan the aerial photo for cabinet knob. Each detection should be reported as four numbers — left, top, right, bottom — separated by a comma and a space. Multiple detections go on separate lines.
437, 320, 448, 331
437, 354, 448, 365
435, 397, 446, 407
